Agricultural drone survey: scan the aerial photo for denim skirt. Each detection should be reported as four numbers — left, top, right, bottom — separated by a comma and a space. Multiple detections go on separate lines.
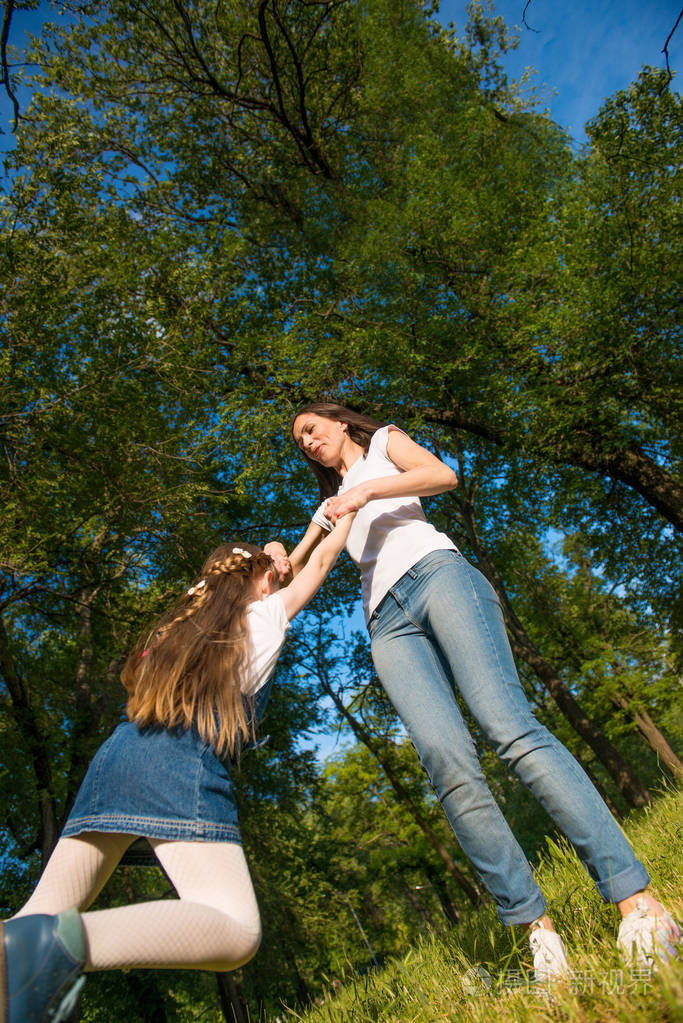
62, 721, 241, 846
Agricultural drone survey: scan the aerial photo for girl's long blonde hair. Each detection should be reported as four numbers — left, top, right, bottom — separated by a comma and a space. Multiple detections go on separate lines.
122, 542, 275, 757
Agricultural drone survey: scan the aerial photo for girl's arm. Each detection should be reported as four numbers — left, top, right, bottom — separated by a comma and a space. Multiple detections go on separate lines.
264, 520, 326, 580
324, 428, 457, 521
277, 516, 354, 621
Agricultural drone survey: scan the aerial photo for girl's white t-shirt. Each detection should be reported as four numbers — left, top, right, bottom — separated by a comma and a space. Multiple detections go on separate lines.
312, 426, 456, 621
244, 593, 289, 695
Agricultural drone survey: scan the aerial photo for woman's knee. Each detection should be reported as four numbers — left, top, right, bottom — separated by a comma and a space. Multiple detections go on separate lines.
495, 723, 560, 774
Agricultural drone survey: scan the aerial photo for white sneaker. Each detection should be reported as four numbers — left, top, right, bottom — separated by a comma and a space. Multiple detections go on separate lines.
617, 898, 681, 969
529, 920, 571, 984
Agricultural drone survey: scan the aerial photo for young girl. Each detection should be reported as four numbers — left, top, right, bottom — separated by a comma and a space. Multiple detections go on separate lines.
268, 401, 680, 983
1, 517, 353, 1023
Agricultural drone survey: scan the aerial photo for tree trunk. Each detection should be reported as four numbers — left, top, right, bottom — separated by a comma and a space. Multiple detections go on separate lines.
216, 972, 249, 1023
422, 406, 683, 531
586, 447, 683, 533
507, 630, 651, 808
318, 676, 487, 907
125, 973, 168, 1023
403, 882, 437, 927
0, 614, 58, 868
454, 495, 652, 809
425, 863, 461, 925
611, 694, 683, 779
66, 588, 104, 821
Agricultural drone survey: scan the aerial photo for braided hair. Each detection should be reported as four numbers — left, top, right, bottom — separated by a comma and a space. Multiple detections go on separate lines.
122, 542, 275, 757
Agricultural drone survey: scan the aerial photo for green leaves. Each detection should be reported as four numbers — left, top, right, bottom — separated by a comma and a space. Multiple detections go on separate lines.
0, 4, 681, 1015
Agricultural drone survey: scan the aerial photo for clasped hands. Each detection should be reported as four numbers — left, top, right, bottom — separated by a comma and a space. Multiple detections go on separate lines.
263, 485, 366, 582
323, 483, 368, 522
262, 543, 291, 582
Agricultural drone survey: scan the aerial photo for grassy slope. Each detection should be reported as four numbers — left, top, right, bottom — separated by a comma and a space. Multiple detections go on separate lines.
289, 787, 682, 1023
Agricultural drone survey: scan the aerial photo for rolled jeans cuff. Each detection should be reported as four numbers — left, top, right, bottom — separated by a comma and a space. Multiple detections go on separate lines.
595, 861, 650, 904
498, 890, 547, 927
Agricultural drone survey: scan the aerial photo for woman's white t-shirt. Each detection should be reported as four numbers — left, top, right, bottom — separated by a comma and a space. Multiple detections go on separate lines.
312, 426, 456, 622
244, 593, 289, 695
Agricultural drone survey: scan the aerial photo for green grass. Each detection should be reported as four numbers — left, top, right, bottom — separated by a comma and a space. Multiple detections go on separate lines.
287, 787, 683, 1022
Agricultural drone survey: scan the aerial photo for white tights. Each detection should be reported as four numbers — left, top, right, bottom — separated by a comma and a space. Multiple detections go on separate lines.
14, 834, 262, 972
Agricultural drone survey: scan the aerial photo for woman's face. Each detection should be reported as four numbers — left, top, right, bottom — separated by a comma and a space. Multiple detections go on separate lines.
292, 413, 348, 467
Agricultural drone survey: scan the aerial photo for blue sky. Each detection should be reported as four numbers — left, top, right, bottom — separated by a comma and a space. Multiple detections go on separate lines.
436, 1, 681, 143
2, 2, 680, 142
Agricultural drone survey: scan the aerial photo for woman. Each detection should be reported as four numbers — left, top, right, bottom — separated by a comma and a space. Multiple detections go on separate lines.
266, 401, 679, 982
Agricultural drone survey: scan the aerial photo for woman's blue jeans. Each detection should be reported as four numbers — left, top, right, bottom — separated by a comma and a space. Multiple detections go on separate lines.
368, 550, 649, 925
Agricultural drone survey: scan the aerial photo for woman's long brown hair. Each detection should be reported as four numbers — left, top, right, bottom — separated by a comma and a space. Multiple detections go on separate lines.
292, 402, 385, 500
121, 543, 274, 757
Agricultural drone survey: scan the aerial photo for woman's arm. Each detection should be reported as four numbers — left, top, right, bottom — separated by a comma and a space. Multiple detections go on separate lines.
324, 428, 457, 520
278, 516, 354, 621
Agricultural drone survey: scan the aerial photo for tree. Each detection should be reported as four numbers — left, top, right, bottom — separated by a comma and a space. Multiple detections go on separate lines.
8, 2, 680, 552
1, 2, 681, 1016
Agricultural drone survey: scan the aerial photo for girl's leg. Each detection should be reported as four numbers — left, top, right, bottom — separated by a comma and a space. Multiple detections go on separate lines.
81, 839, 261, 972
4, 833, 132, 1022
14, 833, 134, 917
2, 836, 260, 1022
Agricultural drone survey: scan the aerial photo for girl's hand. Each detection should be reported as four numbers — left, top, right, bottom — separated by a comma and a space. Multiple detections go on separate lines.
278, 513, 356, 621
325, 483, 369, 521
263, 542, 292, 582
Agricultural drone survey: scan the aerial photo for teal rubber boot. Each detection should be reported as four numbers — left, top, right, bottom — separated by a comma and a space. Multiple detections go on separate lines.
1, 909, 86, 1022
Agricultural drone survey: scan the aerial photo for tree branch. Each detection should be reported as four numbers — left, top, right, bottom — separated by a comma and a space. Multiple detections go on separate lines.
661, 7, 682, 89
522, 1, 540, 34
1, 0, 21, 130
419, 405, 683, 531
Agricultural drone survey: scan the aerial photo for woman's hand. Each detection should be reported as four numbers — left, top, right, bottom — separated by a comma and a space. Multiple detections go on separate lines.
324, 483, 370, 521
323, 429, 457, 522
263, 542, 292, 582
